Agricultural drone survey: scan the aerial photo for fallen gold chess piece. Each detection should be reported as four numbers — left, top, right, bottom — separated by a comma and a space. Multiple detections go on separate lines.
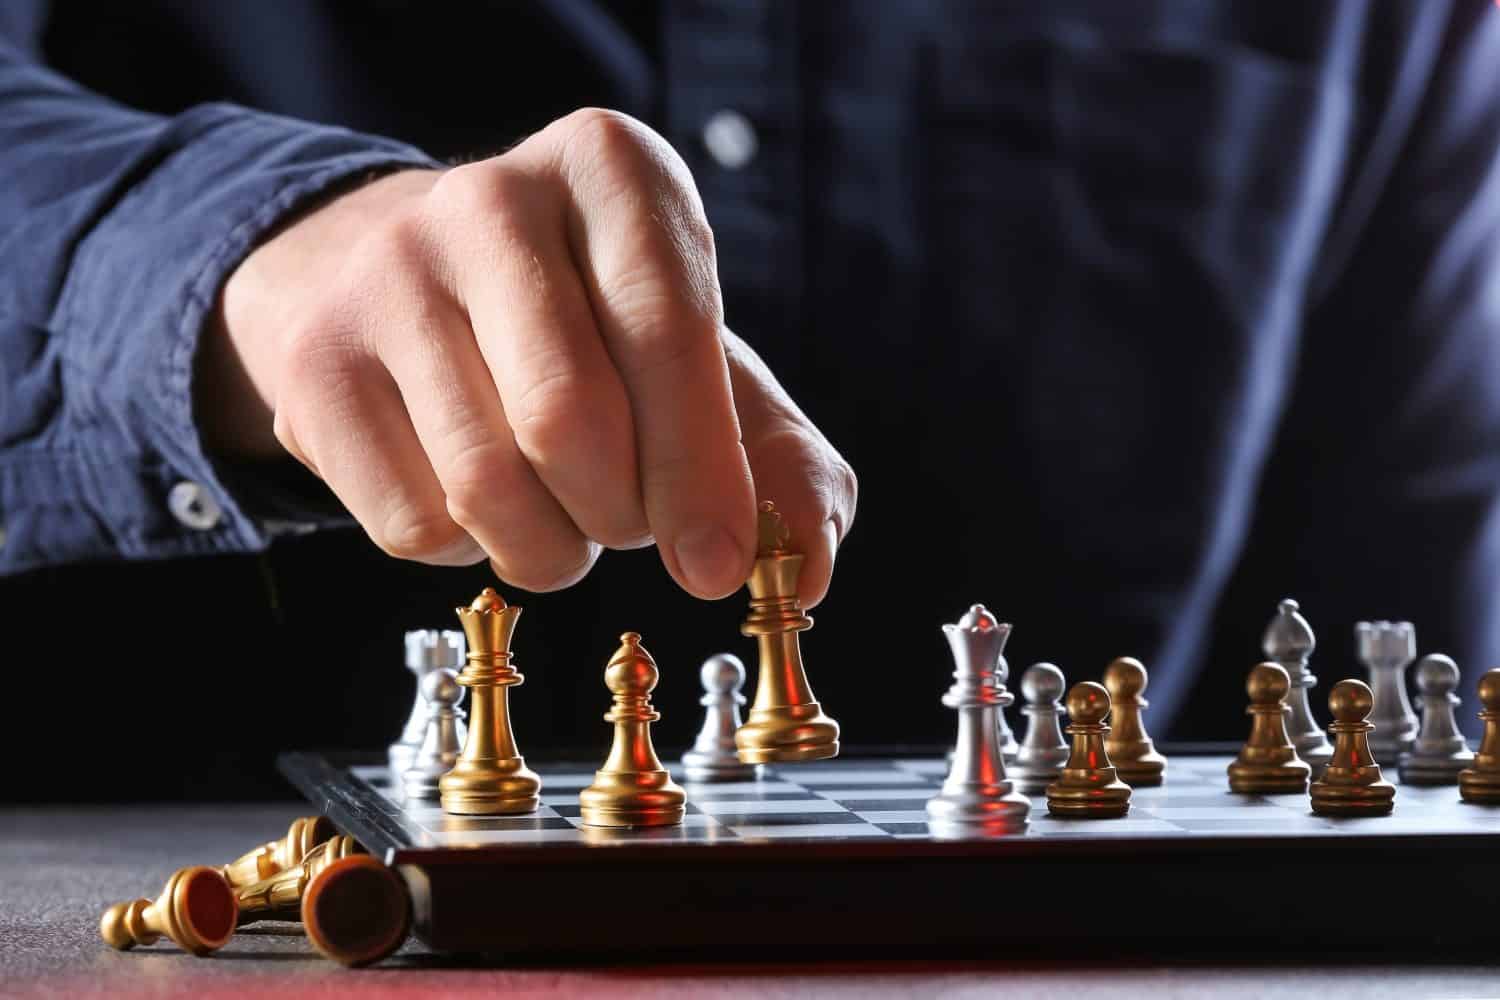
100, 866, 238, 956
219, 815, 337, 888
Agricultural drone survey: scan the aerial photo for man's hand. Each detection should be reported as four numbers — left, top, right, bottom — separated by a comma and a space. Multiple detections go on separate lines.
198, 109, 855, 606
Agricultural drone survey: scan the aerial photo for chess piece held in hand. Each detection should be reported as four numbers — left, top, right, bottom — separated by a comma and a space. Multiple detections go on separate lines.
1102, 656, 1167, 786
1459, 668, 1500, 805
580, 632, 687, 827
1227, 662, 1312, 794
100, 866, 238, 956
734, 501, 841, 764
1046, 682, 1132, 818
1310, 679, 1396, 817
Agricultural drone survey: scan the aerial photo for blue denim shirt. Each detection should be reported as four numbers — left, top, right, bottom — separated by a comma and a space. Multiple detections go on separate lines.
5, 1, 1500, 728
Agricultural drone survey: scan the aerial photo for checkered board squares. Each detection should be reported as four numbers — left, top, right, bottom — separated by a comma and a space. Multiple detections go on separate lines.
345, 755, 1500, 849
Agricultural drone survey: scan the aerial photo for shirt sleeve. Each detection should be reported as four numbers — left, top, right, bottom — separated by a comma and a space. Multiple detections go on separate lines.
0, 35, 441, 575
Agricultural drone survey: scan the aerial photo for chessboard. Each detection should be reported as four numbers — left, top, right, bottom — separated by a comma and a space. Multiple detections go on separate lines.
280, 749, 1500, 959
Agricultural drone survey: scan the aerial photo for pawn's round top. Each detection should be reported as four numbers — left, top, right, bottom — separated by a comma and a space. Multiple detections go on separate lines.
1478, 667, 1500, 710
1066, 681, 1110, 725
1103, 657, 1146, 698
605, 632, 658, 694
419, 667, 463, 707
1246, 662, 1291, 704
1021, 662, 1065, 704
700, 653, 746, 694
467, 587, 508, 613
956, 603, 1001, 633
1415, 654, 1460, 695
1329, 678, 1374, 721
1262, 597, 1314, 659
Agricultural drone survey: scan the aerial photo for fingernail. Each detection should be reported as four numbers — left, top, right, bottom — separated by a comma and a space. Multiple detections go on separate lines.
674, 525, 747, 597
429, 534, 486, 566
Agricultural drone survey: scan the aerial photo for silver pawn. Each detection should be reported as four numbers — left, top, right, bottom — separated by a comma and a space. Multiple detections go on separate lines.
1356, 620, 1419, 766
1009, 663, 1071, 795
1263, 598, 1332, 768
680, 654, 759, 783
926, 605, 1029, 834
402, 667, 467, 800
1398, 654, 1475, 785
389, 629, 465, 780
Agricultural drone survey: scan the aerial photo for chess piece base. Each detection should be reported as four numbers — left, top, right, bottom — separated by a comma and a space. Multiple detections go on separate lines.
1459, 768, 1500, 804
680, 749, 759, 784
580, 769, 686, 828
100, 866, 238, 956
1113, 750, 1167, 787
1045, 779, 1131, 819
302, 855, 411, 967
1400, 753, 1474, 786
926, 784, 1030, 832
1293, 736, 1333, 769
1310, 780, 1396, 816
439, 759, 541, 815
1227, 759, 1311, 795
735, 703, 840, 764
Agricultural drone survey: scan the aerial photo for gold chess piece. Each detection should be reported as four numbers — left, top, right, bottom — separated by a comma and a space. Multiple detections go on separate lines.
439, 587, 541, 815
219, 815, 336, 888
1227, 662, 1312, 794
237, 835, 410, 967
1102, 656, 1167, 786
100, 866, 238, 956
1046, 681, 1132, 818
734, 501, 840, 764
579, 632, 687, 827
1459, 667, 1500, 805
1310, 679, 1396, 816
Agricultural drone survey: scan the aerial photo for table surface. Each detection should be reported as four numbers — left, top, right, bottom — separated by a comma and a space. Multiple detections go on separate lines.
6, 803, 1499, 999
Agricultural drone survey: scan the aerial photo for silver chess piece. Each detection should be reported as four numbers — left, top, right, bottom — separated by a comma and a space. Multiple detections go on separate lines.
680, 654, 759, 783
1262, 598, 1332, 768
926, 605, 1029, 835
1355, 620, 1419, 766
1398, 654, 1474, 785
1009, 662, 1071, 795
390, 629, 465, 780
402, 667, 467, 800
996, 644, 1019, 761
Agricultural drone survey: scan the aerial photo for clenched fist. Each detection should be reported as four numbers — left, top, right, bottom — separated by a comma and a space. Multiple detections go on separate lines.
198, 109, 855, 605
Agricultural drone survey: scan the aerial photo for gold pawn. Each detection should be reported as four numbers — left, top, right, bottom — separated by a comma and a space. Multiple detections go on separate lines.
1227, 662, 1312, 794
734, 501, 840, 764
1046, 681, 1132, 818
1311, 679, 1396, 816
1459, 668, 1500, 805
219, 815, 336, 888
579, 632, 686, 827
235, 835, 364, 922
439, 587, 541, 815
100, 866, 238, 956
1102, 656, 1167, 786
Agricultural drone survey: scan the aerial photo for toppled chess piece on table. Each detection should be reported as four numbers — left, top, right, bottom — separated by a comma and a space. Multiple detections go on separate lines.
439, 588, 541, 815
390, 630, 465, 781
735, 501, 840, 764
238, 836, 410, 967
580, 633, 686, 827
926, 605, 1029, 835
1227, 663, 1311, 794
1310, 679, 1396, 816
1399, 654, 1475, 786
1355, 620, 1419, 766
1263, 598, 1332, 769
219, 815, 336, 888
1459, 668, 1500, 805
1010, 663, 1071, 795
100, 866, 238, 956
1102, 656, 1167, 786
1046, 681, 1132, 818
680, 654, 759, 783
403, 666, 468, 800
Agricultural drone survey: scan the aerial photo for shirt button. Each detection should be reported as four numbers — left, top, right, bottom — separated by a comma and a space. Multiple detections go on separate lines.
702, 109, 758, 170
168, 481, 222, 531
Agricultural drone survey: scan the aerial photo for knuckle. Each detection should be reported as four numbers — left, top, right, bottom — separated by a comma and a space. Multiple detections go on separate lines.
509, 368, 592, 464
612, 292, 721, 378
377, 503, 466, 561
427, 160, 535, 225
560, 108, 659, 171
440, 442, 517, 532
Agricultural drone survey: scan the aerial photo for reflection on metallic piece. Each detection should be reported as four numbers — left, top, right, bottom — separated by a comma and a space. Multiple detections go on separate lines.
1355, 620, 1419, 766
1400, 655, 1475, 786
390, 630, 465, 780
734, 502, 840, 764
925, 605, 1029, 835
580, 632, 686, 827
1010, 663, 1071, 795
219, 815, 336, 888
994, 636, 1019, 762
681, 654, 759, 783
1228, 663, 1311, 795
1459, 668, 1500, 805
1263, 598, 1332, 768
1310, 679, 1396, 816
1102, 657, 1167, 786
1046, 682, 1131, 818
236, 834, 365, 923
439, 589, 541, 815
403, 667, 467, 800
100, 866, 237, 956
